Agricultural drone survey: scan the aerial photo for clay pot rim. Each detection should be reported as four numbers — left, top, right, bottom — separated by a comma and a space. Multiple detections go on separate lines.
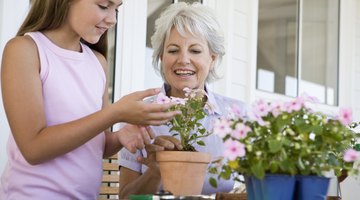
156, 151, 211, 163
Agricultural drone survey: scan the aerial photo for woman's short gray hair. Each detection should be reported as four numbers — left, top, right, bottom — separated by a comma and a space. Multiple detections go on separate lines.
151, 2, 225, 83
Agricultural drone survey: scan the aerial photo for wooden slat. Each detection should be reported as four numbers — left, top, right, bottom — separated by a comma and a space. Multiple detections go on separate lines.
102, 174, 119, 183
102, 162, 118, 171
99, 186, 118, 195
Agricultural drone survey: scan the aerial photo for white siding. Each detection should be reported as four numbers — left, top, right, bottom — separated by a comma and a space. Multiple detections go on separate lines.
341, 0, 360, 199
352, 0, 360, 121
206, 0, 256, 104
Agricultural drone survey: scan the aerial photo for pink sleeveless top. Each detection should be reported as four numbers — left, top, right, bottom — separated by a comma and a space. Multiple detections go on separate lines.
0, 32, 106, 199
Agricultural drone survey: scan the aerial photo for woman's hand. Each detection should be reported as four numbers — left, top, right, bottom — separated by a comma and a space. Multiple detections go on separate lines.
137, 135, 183, 168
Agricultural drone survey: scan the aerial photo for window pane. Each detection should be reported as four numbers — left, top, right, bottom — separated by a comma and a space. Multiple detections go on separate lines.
256, 0, 298, 96
300, 0, 339, 105
256, 0, 339, 106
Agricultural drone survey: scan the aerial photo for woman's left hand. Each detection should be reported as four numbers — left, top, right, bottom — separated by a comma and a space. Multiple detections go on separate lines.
137, 135, 183, 168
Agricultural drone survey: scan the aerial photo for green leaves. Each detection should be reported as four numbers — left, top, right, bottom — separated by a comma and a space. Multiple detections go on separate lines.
268, 139, 282, 153
209, 177, 217, 188
251, 162, 265, 179
167, 89, 211, 152
209, 96, 360, 191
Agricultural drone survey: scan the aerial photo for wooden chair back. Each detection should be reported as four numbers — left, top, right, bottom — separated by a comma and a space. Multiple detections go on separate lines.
98, 154, 119, 200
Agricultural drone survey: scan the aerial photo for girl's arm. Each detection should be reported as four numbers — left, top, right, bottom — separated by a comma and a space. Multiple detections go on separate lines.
1, 36, 178, 165
94, 50, 156, 158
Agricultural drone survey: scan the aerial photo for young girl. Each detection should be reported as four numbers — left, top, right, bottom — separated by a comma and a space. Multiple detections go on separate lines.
0, 0, 179, 199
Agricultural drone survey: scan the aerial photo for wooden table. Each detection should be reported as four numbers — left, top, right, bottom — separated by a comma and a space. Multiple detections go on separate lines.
215, 193, 341, 200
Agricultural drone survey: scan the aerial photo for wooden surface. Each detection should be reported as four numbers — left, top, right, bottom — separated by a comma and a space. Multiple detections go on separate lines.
215, 193, 341, 200
216, 193, 247, 200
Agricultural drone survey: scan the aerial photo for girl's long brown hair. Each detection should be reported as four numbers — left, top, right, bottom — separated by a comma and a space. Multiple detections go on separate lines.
17, 0, 108, 57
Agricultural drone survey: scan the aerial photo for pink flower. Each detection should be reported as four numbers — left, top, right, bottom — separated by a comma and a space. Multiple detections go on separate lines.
183, 87, 192, 97
223, 139, 246, 161
213, 118, 232, 138
252, 99, 271, 117
337, 107, 353, 126
170, 96, 187, 105
230, 104, 245, 118
231, 123, 251, 139
248, 110, 266, 126
156, 92, 170, 104
343, 149, 360, 162
286, 96, 305, 112
301, 93, 320, 103
270, 101, 286, 117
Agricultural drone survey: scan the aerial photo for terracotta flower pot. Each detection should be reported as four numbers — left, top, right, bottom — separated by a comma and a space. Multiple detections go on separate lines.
156, 151, 211, 195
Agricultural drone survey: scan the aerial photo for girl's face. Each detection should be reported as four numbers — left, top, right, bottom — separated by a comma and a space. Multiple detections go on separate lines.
67, 0, 122, 44
161, 28, 216, 98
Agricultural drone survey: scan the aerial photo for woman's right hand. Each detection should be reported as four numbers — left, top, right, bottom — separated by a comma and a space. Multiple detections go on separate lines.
137, 135, 183, 169
114, 88, 181, 126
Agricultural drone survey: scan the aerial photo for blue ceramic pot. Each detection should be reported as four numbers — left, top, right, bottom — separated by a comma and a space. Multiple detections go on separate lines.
294, 175, 330, 200
245, 174, 296, 200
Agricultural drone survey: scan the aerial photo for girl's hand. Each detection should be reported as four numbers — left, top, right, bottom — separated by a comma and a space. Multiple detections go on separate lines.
117, 125, 155, 153
114, 88, 181, 126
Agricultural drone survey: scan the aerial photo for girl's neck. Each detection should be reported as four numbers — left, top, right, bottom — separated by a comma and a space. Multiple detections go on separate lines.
42, 29, 82, 52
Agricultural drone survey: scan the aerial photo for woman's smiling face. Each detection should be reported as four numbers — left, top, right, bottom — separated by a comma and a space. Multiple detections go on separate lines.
161, 27, 216, 98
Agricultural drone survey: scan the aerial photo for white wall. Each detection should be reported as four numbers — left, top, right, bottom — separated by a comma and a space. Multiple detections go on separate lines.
0, 0, 29, 175
204, 0, 256, 103
339, 0, 360, 199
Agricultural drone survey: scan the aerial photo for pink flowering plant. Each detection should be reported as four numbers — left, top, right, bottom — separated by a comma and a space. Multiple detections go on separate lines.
156, 87, 213, 151
209, 95, 360, 186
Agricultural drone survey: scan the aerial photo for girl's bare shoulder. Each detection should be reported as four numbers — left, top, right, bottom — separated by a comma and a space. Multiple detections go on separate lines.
2, 35, 40, 71
3, 35, 38, 59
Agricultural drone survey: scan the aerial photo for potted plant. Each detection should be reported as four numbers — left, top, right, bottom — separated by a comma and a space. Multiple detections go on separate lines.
210, 95, 360, 200
155, 88, 213, 195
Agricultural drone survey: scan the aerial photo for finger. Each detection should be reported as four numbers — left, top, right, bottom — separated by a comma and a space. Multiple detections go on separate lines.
134, 88, 161, 100
145, 111, 182, 123
166, 137, 183, 150
135, 134, 145, 150
143, 117, 173, 126
126, 143, 137, 154
153, 137, 176, 150
139, 126, 152, 145
137, 156, 147, 165
142, 102, 178, 113
145, 126, 156, 139
145, 143, 165, 152
145, 119, 171, 126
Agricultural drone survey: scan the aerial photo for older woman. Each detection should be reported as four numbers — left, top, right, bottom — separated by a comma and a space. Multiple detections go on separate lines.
118, 2, 246, 198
